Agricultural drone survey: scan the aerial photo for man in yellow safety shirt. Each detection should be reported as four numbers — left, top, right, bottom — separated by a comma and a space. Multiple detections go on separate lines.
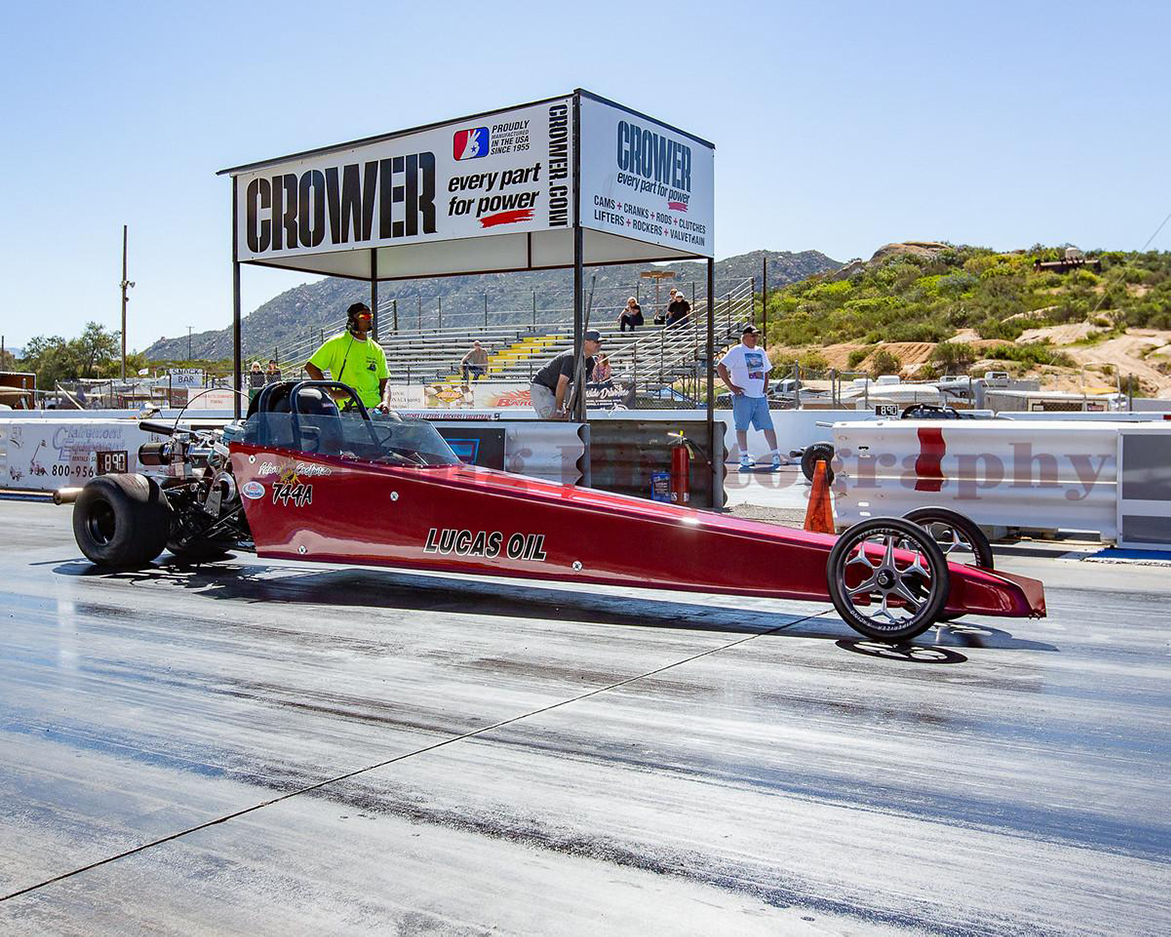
305, 302, 391, 412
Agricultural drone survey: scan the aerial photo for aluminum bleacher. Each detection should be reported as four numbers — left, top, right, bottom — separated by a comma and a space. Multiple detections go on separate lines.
272, 278, 755, 397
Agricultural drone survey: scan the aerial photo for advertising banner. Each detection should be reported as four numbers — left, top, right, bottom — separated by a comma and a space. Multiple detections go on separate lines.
387, 384, 425, 409
1, 419, 168, 490
584, 380, 636, 411
473, 383, 532, 409
423, 382, 477, 409
185, 389, 238, 410
578, 95, 714, 257
236, 98, 574, 262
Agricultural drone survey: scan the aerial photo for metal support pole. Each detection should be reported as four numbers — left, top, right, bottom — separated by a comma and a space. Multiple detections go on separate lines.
762, 257, 768, 347
571, 91, 586, 425
706, 258, 716, 507
231, 179, 242, 420
120, 224, 129, 381
438, 296, 442, 330
393, 299, 398, 333
417, 296, 422, 330
370, 250, 379, 339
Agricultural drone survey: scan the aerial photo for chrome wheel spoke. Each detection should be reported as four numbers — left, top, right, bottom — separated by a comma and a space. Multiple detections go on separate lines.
846, 575, 879, 598
893, 581, 923, 611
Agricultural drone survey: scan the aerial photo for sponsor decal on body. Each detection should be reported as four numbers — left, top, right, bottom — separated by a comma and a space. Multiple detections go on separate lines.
423, 528, 547, 562
257, 461, 333, 482
241, 480, 265, 500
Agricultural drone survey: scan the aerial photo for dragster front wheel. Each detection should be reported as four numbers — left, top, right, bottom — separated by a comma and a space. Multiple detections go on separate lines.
827, 517, 950, 643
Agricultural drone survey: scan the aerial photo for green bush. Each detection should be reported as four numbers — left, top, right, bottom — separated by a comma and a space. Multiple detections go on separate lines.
869, 348, 902, 377
985, 343, 1075, 368
931, 342, 978, 370
975, 317, 1025, 341
798, 350, 829, 371
847, 347, 872, 368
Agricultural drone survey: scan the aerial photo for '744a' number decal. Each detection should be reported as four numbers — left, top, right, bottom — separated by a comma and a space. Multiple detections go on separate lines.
272, 482, 313, 507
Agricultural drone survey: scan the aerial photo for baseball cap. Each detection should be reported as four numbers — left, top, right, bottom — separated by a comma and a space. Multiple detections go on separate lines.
584, 329, 603, 343
742, 325, 759, 334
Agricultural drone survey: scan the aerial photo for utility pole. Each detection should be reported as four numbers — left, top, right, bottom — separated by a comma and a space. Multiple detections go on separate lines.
187, 326, 194, 361
119, 225, 134, 380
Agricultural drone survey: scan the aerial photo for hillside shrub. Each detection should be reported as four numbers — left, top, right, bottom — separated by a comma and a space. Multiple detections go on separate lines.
931, 342, 978, 370
975, 317, 1025, 341
847, 347, 872, 368
985, 343, 1075, 368
869, 348, 902, 377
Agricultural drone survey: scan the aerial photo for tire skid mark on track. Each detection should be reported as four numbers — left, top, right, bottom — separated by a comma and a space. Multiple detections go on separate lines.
0, 610, 823, 904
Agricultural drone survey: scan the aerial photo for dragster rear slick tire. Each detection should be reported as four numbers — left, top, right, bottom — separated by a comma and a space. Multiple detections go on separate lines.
72, 474, 172, 568
826, 517, 951, 643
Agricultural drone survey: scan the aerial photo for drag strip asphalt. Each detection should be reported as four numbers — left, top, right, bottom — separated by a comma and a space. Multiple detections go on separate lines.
0, 501, 1167, 935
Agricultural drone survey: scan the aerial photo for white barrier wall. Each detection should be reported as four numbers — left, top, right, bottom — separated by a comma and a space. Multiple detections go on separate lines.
832, 420, 1126, 539
0, 419, 172, 491
0, 417, 585, 490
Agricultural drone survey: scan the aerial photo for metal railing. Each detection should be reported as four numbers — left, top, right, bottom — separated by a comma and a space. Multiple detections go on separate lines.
259, 278, 757, 392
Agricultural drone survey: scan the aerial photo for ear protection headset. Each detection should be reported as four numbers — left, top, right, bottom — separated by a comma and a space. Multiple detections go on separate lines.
347, 303, 372, 336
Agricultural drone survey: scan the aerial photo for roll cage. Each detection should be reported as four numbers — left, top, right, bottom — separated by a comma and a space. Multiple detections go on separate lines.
243, 380, 459, 467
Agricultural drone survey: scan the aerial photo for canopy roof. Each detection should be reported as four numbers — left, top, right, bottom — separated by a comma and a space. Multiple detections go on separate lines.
219, 90, 715, 281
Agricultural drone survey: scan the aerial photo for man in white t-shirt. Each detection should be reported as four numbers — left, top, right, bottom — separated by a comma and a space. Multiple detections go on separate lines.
717, 325, 781, 470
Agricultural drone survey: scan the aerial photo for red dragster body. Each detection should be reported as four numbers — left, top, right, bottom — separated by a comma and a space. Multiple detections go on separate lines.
228, 443, 1045, 622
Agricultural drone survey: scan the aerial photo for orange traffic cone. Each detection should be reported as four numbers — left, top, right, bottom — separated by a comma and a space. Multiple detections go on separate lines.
803, 459, 835, 534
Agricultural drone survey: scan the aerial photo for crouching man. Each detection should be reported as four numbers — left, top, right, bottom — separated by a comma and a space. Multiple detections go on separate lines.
529, 329, 602, 419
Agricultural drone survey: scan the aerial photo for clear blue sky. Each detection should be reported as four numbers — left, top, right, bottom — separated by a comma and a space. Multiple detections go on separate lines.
1, 0, 1166, 352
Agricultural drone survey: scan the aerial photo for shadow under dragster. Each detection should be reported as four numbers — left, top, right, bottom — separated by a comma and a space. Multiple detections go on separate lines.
62, 381, 1045, 643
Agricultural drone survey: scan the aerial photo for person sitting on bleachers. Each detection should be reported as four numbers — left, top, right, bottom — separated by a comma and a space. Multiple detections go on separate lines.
618, 297, 644, 332
460, 341, 489, 381
666, 292, 691, 328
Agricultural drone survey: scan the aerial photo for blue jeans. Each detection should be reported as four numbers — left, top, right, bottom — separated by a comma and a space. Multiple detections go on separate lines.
732, 394, 773, 432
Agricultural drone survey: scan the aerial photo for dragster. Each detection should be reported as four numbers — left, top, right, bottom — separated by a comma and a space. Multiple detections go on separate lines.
62, 381, 1045, 643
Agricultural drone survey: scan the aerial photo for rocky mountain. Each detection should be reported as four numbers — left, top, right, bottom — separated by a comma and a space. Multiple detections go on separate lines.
144, 249, 841, 362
